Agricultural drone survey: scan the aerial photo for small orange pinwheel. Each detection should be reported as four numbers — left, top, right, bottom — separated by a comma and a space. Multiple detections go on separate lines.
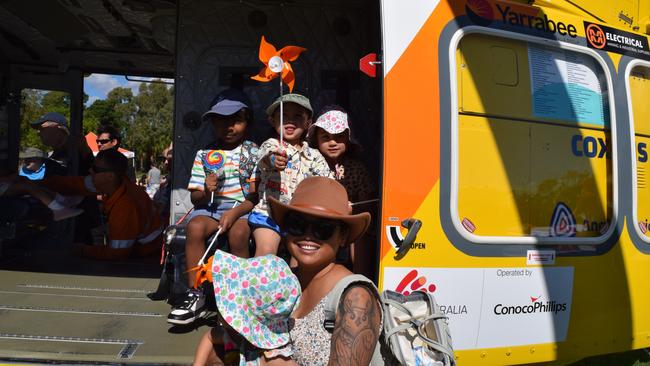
251, 36, 306, 92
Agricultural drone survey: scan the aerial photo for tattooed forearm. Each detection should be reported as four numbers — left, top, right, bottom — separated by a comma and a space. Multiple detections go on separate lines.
329, 285, 381, 366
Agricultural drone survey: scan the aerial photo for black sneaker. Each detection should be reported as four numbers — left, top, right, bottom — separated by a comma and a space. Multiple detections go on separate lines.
166, 289, 206, 325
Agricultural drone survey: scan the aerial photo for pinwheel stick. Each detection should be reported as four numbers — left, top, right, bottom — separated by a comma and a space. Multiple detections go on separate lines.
279, 77, 284, 147
199, 227, 221, 266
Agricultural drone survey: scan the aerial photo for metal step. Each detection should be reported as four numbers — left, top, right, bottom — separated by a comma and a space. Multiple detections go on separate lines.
0, 269, 205, 364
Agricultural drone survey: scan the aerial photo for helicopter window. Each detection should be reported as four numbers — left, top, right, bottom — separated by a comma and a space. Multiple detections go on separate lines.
454, 33, 613, 243
629, 64, 650, 242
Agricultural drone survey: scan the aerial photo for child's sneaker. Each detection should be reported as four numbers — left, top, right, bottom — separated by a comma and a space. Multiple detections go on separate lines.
167, 289, 206, 325
52, 207, 84, 221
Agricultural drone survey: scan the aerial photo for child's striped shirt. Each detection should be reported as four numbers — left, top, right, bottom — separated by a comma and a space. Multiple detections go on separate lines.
188, 145, 245, 203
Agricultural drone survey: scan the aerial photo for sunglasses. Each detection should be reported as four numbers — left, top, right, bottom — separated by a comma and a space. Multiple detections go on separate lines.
285, 212, 344, 241
96, 139, 112, 145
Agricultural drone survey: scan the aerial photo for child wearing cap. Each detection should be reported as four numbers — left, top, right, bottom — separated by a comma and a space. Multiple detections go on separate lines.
307, 105, 374, 204
167, 88, 260, 326
247, 93, 332, 257
307, 106, 376, 274
192, 250, 301, 366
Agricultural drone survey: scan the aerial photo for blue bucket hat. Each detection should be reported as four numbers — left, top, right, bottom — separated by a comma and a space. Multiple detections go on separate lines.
30, 112, 68, 129
202, 88, 252, 120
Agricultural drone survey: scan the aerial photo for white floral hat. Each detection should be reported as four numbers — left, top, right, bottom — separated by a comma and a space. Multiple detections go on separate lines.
212, 250, 301, 350
307, 109, 360, 148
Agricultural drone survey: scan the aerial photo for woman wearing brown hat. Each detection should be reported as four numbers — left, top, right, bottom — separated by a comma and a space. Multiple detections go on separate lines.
269, 176, 381, 366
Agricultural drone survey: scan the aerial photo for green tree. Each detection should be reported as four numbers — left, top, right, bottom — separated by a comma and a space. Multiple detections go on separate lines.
19, 89, 46, 150
127, 81, 174, 169
84, 87, 135, 135
41, 91, 70, 116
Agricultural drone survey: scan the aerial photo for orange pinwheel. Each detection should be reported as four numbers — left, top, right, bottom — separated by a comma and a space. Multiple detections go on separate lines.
251, 36, 306, 92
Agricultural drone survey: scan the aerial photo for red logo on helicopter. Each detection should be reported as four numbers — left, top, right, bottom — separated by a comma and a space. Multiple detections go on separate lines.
394, 269, 437, 296
466, 0, 494, 26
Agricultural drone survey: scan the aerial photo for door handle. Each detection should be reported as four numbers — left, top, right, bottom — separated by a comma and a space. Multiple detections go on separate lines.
395, 218, 422, 258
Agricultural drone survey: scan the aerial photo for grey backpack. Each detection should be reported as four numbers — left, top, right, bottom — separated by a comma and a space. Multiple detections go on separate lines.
324, 275, 455, 366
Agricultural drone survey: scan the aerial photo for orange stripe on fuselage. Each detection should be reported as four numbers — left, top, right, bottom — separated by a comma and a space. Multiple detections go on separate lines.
381, 3, 454, 259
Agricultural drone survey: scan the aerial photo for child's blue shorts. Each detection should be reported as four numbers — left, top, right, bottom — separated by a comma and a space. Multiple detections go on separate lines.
189, 199, 248, 222
248, 211, 281, 234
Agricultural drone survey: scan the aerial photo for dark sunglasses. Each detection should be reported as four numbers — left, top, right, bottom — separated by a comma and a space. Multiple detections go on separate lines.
96, 139, 112, 145
91, 165, 114, 174
285, 212, 344, 241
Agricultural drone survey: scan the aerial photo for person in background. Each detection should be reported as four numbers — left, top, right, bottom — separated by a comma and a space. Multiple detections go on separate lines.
153, 145, 173, 222
96, 124, 120, 151
30, 112, 93, 175
32, 112, 97, 244
96, 124, 136, 182
0, 177, 84, 221
18, 147, 65, 180
146, 158, 161, 198
43, 149, 164, 260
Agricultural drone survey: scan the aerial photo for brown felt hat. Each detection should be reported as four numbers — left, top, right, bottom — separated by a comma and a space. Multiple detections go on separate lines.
269, 176, 370, 244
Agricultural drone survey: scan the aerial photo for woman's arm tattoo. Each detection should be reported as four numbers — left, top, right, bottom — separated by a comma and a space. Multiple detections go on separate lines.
329, 285, 381, 366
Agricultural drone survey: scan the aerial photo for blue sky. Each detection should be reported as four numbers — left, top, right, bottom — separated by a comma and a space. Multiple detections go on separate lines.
84, 74, 173, 106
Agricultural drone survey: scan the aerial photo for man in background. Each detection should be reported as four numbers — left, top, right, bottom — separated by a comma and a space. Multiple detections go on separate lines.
30, 112, 93, 175
96, 124, 121, 151
18, 147, 66, 180
146, 158, 161, 198
95, 124, 135, 181
153, 144, 172, 222
44, 149, 163, 260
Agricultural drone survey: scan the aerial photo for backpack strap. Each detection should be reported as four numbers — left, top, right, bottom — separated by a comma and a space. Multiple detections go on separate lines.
323, 274, 377, 330
383, 291, 455, 362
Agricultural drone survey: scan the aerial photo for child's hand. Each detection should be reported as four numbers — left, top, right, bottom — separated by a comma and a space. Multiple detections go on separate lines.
270, 150, 288, 171
205, 173, 218, 192
219, 209, 238, 231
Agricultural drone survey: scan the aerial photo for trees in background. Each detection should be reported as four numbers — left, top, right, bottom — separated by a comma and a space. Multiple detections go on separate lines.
84, 87, 136, 134
128, 82, 174, 170
19, 79, 174, 170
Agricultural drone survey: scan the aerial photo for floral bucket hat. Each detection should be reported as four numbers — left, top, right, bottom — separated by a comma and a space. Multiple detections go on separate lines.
307, 109, 361, 148
212, 250, 301, 349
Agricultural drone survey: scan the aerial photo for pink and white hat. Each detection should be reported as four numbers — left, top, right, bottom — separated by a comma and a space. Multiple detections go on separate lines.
307, 109, 360, 148
312, 110, 349, 134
